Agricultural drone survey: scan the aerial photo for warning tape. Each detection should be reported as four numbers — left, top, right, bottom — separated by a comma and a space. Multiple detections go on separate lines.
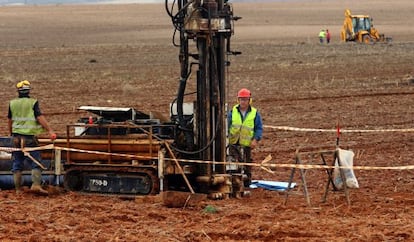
256, 163, 414, 171
0, 144, 54, 153
264, 125, 414, 133
1, 145, 414, 171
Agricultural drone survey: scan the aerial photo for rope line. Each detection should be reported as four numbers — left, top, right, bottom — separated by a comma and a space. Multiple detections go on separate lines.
1, 145, 413, 171
264, 125, 414, 133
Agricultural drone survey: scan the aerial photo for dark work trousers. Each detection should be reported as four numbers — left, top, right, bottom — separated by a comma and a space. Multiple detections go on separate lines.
228, 144, 252, 186
11, 134, 42, 172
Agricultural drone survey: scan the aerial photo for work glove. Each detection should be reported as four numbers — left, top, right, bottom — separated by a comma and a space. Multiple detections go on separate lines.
250, 139, 258, 149
49, 132, 57, 141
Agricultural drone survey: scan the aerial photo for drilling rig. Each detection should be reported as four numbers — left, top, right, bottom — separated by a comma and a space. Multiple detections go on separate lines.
1, 0, 243, 199
164, 0, 242, 197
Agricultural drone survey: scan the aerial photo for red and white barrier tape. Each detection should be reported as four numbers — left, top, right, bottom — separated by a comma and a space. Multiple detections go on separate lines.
1, 145, 414, 170
264, 125, 414, 133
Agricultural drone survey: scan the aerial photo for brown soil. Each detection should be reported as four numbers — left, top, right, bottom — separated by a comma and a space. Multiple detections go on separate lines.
1, 0, 414, 241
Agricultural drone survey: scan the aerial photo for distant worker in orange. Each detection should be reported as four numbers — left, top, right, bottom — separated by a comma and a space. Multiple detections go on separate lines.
326, 29, 331, 44
228, 88, 263, 187
319, 29, 326, 44
8, 80, 57, 195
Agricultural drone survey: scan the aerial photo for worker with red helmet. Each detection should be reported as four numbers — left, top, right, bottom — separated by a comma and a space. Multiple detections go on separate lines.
8, 80, 57, 195
326, 29, 331, 44
228, 88, 263, 187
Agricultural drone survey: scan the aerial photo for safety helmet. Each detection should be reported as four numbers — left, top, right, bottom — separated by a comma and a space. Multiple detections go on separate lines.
16, 80, 31, 92
237, 88, 251, 98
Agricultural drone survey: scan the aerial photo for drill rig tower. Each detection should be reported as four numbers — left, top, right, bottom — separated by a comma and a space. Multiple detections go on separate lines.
166, 0, 241, 196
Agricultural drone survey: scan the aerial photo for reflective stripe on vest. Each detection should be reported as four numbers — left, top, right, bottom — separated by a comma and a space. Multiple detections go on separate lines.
10, 98, 43, 135
229, 105, 257, 146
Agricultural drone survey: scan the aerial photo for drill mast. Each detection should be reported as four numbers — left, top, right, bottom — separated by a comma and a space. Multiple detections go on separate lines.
166, 0, 240, 179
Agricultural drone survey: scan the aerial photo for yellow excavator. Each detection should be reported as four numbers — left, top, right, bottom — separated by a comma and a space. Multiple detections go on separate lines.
341, 9, 390, 43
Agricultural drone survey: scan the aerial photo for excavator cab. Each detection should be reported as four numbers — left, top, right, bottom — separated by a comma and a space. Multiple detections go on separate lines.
352, 16, 373, 43
352, 17, 371, 34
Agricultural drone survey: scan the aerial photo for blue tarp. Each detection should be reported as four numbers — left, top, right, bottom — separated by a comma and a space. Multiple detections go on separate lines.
250, 180, 296, 191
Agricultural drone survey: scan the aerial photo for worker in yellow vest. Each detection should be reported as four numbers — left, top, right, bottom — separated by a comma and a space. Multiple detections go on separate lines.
8, 80, 57, 195
228, 88, 263, 187
319, 29, 326, 44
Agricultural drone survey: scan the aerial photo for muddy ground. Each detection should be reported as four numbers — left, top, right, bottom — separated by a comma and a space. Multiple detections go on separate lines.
1, 0, 414, 241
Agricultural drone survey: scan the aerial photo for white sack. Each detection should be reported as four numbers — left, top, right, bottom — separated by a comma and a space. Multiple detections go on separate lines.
333, 148, 359, 189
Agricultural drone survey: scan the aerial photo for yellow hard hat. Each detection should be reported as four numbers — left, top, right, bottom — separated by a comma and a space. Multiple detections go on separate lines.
16, 80, 31, 91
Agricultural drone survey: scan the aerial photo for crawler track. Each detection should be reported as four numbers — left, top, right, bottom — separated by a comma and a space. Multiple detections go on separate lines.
64, 165, 159, 195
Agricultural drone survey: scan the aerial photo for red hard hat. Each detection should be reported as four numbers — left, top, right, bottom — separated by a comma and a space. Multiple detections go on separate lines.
237, 88, 251, 98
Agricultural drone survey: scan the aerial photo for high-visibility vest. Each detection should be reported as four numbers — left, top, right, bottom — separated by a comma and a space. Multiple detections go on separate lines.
229, 105, 257, 147
10, 98, 43, 135
319, 31, 326, 38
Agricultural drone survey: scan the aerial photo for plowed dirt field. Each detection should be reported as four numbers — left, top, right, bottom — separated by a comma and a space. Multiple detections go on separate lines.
1, 0, 414, 241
